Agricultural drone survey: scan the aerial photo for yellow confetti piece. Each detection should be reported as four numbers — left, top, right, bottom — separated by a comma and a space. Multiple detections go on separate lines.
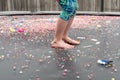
77, 54, 80, 56
108, 64, 112, 67
10, 27, 16, 32
97, 25, 102, 28
69, 58, 73, 61
111, 78, 115, 80
91, 18, 96, 21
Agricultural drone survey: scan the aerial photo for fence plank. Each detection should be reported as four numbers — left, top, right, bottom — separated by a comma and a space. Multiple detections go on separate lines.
104, 0, 120, 12
111, 0, 120, 11
40, 0, 45, 11
36, 0, 40, 11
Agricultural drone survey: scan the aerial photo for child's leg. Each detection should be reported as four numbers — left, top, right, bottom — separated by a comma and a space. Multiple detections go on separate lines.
52, 18, 74, 49
52, 0, 80, 49
63, 17, 80, 45
63, 17, 74, 38
62, 0, 80, 45
52, 0, 76, 49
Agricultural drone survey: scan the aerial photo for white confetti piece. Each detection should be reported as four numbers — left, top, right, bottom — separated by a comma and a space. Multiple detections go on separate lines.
83, 45, 93, 48
96, 42, 100, 44
77, 37, 86, 40
91, 39, 98, 42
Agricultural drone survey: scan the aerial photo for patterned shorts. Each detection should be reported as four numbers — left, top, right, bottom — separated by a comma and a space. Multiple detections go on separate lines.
57, 0, 79, 21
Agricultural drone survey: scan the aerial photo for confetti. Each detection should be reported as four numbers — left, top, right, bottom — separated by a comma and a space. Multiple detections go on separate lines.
64, 69, 68, 73
9, 27, 16, 32
62, 72, 67, 76
91, 39, 98, 42
19, 71, 23, 74
97, 24, 102, 28
0, 55, 5, 61
96, 42, 100, 44
77, 37, 86, 40
77, 54, 80, 57
18, 28, 25, 33
115, 33, 119, 36
111, 78, 116, 80
12, 66, 17, 71
36, 77, 41, 80
83, 45, 93, 48
76, 76, 80, 79
88, 73, 93, 80
75, 72, 80, 75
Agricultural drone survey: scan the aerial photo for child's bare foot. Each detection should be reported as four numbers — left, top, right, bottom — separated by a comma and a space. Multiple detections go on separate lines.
63, 37, 80, 45
51, 40, 74, 49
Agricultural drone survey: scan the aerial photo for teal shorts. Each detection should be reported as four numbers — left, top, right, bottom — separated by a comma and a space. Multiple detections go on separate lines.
57, 0, 79, 21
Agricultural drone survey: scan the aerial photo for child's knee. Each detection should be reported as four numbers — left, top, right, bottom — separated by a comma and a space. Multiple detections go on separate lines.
59, 0, 78, 21
60, 8, 77, 21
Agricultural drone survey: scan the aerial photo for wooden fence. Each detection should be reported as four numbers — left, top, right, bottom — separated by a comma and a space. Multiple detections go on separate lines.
0, 0, 120, 12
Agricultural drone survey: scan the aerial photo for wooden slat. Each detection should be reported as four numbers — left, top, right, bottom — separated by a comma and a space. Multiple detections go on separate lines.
7, 0, 11, 11
36, 0, 40, 11
40, 0, 45, 11
30, 0, 36, 12
104, 0, 120, 12
110, 0, 120, 11
0, 0, 2, 11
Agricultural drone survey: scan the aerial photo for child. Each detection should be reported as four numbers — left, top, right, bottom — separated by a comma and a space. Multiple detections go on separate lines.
51, 0, 80, 49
